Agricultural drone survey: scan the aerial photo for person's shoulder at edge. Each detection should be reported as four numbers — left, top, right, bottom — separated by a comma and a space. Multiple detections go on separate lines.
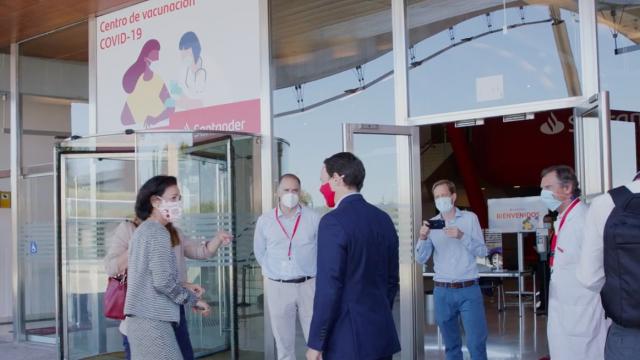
301, 204, 320, 216
588, 189, 614, 210
305, 207, 322, 229
255, 211, 274, 232
258, 207, 278, 219
361, 197, 396, 226
627, 180, 640, 193
109, 220, 136, 242
589, 180, 640, 208
116, 219, 136, 231
457, 208, 477, 217
575, 198, 590, 213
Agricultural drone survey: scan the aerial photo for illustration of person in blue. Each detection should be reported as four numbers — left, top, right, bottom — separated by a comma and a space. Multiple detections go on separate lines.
170, 31, 206, 110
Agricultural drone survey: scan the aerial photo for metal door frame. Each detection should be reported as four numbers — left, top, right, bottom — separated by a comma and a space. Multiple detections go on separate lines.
573, 91, 612, 201
181, 141, 236, 358
343, 123, 424, 360
57, 152, 135, 360
56, 140, 240, 359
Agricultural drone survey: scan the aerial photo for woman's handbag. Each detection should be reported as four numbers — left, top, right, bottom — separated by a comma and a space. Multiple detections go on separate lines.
104, 273, 127, 320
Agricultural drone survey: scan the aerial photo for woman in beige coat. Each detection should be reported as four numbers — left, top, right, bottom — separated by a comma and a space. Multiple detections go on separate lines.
104, 217, 232, 360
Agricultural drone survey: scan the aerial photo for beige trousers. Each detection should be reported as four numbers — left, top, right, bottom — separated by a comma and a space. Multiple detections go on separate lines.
265, 277, 316, 360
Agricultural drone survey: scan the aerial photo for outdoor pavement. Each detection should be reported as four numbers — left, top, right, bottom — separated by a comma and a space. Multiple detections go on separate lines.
0, 324, 57, 360
0, 340, 57, 360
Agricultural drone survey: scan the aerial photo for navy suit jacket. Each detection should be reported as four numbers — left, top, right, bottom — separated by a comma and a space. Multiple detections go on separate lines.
308, 193, 400, 359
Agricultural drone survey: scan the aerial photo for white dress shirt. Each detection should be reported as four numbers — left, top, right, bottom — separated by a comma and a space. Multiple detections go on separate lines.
577, 180, 640, 292
253, 205, 321, 280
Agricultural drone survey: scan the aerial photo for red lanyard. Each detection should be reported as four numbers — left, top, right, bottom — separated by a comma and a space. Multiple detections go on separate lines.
275, 207, 302, 258
549, 198, 580, 267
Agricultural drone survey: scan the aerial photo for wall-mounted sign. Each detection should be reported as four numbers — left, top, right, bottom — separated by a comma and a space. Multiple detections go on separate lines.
97, 0, 261, 134
0, 191, 10, 208
488, 196, 548, 233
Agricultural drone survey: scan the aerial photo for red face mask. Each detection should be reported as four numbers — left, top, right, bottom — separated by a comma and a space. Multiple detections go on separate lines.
319, 182, 336, 208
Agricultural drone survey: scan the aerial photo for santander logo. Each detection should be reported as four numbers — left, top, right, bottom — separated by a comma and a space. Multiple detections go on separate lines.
540, 112, 565, 135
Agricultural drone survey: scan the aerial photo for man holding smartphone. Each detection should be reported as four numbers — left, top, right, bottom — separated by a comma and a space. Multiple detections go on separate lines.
415, 179, 488, 360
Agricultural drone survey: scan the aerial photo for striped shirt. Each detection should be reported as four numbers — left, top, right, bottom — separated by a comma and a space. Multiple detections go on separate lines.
124, 219, 197, 323
104, 220, 217, 282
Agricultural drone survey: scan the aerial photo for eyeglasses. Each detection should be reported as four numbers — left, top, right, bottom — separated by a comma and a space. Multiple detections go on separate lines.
158, 195, 182, 202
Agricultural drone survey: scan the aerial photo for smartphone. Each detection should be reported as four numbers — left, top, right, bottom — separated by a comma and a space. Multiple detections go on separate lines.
426, 219, 445, 230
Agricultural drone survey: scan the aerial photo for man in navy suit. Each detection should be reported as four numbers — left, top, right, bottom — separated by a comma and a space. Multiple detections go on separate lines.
306, 152, 400, 360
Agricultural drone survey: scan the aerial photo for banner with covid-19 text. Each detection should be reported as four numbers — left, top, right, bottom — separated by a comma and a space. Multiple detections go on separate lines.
97, 0, 261, 134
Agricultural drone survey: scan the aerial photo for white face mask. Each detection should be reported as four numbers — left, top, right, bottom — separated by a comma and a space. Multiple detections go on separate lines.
435, 196, 454, 213
146, 59, 159, 74
280, 193, 299, 209
158, 199, 183, 222
181, 53, 193, 66
540, 189, 562, 211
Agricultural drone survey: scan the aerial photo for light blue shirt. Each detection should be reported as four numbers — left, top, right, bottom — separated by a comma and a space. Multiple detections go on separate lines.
253, 205, 321, 280
415, 208, 488, 282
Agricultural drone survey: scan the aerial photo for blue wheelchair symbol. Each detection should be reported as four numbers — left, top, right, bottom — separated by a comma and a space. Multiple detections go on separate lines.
30, 241, 38, 255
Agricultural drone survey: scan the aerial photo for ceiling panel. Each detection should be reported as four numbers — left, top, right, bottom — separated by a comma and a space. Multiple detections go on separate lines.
2, 0, 639, 85
0, 0, 143, 59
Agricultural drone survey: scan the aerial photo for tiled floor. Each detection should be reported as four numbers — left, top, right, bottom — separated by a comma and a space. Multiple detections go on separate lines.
422, 296, 549, 360
0, 294, 550, 359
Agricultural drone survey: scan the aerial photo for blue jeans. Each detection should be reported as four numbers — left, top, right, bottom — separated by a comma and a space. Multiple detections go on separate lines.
605, 322, 640, 360
123, 306, 194, 360
122, 334, 131, 360
434, 284, 488, 360
174, 305, 195, 360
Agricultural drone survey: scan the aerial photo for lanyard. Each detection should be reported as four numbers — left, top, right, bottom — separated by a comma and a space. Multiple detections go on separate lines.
275, 207, 302, 259
549, 198, 580, 267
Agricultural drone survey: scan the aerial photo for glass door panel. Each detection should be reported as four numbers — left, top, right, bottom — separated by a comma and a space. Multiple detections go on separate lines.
574, 91, 612, 200
20, 174, 56, 343
135, 133, 235, 358
61, 153, 136, 359
178, 149, 233, 357
343, 124, 423, 360
57, 132, 264, 359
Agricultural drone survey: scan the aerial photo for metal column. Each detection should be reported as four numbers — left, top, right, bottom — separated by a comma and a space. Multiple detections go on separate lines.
10, 42, 24, 342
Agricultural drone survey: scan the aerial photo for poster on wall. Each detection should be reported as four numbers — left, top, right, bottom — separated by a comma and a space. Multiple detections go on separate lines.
96, 0, 261, 134
487, 196, 548, 233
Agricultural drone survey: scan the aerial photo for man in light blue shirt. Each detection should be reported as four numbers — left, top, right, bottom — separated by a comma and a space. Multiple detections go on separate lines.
254, 173, 320, 360
416, 179, 488, 360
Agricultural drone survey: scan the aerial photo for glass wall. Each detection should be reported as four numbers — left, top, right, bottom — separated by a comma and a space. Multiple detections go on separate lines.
62, 153, 136, 358
407, 0, 582, 117
596, 0, 640, 183
16, 21, 89, 343
56, 132, 270, 359
0, 46, 12, 331
4, 0, 637, 358
271, 1, 398, 358
272, 0, 395, 207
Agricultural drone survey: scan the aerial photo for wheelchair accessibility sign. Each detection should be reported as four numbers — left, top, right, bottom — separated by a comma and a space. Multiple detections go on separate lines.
30, 241, 38, 255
